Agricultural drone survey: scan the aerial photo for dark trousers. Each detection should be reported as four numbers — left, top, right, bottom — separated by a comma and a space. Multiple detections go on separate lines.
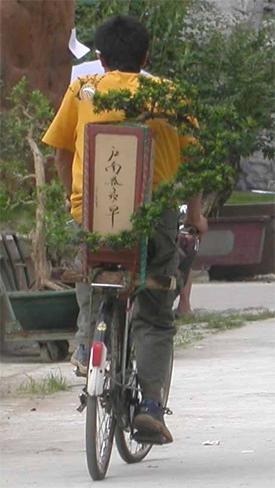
132, 209, 179, 403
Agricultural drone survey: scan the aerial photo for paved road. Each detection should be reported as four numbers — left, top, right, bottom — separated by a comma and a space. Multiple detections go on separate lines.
1, 317, 275, 488
191, 282, 275, 311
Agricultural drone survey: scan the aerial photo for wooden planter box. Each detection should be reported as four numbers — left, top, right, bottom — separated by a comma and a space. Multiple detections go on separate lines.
6, 289, 78, 333
0, 233, 78, 360
195, 202, 275, 278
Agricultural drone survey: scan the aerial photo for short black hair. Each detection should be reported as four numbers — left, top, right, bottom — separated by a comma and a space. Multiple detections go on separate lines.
94, 15, 149, 72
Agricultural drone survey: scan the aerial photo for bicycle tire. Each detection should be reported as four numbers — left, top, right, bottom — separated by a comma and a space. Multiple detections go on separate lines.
115, 349, 173, 464
85, 296, 119, 480
115, 352, 152, 463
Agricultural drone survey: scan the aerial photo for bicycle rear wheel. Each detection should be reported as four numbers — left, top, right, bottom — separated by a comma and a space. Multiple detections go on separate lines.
86, 297, 119, 480
115, 349, 173, 463
115, 354, 152, 463
115, 426, 152, 464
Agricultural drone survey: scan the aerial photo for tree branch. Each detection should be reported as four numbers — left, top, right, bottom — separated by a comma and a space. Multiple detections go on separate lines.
27, 129, 50, 290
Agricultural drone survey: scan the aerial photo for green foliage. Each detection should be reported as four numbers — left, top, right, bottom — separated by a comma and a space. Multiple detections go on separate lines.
0, 78, 73, 263
179, 23, 275, 156
76, 0, 274, 214
227, 191, 275, 205
175, 309, 275, 347
185, 24, 274, 210
43, 180, 74, 263
19, 372, 70, 396
0, 77, 54, 226
74, 76, 235, 250
75, 0, 191, 74
2, 2, 275, 255
82, 39, 273, 247
71, 12, 275, 249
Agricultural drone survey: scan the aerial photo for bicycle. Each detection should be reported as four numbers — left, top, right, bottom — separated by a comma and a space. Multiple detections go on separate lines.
75, 222, 199, 481
76, 267, 173, 481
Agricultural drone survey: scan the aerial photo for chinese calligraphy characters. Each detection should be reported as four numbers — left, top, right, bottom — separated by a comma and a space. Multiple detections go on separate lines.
105, 146, 123, 227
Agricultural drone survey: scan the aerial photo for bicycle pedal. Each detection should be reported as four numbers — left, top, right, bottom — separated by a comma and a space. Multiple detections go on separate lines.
77, 390, 87, 413
163, 406, 173, 416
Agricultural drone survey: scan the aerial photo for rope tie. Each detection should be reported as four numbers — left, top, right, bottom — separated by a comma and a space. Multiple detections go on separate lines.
139, 237, 147, 289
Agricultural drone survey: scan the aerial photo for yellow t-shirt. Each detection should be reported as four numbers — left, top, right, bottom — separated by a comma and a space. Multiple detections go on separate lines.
42, 70, 195, 223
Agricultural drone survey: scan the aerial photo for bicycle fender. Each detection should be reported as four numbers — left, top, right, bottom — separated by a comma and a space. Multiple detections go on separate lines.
87, 341, 107, 396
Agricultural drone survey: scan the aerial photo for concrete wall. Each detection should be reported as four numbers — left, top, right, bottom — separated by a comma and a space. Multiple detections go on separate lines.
210, 0, 264, 27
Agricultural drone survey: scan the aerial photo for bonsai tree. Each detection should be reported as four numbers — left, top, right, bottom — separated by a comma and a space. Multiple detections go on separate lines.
0, 78, 70, 289
76, 0, 275, 216
80, 11, 275, 247
176, 2, 275, 213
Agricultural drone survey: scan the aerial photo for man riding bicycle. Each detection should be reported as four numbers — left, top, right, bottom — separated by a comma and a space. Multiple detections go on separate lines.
43, 15, 207, 445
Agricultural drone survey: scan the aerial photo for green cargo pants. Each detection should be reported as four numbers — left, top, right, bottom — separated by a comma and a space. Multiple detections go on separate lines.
132, 208, 179, 403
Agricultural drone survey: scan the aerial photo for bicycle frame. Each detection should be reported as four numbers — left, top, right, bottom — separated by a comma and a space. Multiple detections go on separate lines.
79, 220, 200, 479
86, 275, 133, 401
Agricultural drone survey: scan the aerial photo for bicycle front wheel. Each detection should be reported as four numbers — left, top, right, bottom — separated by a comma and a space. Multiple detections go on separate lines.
86, 394, 116, 480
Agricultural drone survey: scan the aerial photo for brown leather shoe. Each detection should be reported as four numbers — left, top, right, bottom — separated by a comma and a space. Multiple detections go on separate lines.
133, 400, 173, 444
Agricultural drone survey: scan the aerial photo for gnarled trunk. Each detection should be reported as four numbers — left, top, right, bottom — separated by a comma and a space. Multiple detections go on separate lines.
27, 132, 63, 291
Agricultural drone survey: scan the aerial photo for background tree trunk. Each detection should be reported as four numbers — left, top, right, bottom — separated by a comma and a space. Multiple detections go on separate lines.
0, 0, 75, 109
0, 0, 75, 289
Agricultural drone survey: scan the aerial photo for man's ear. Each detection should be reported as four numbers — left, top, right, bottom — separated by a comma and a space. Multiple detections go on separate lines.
99, 55, 109, 72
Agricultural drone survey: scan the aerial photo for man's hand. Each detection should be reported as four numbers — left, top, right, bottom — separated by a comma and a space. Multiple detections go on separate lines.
184, 214, 208, 236
55, 148, 73, 197
185, 195, 208, 236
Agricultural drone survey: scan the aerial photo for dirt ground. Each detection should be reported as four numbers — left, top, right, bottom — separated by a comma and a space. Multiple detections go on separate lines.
1, 282, 275, 487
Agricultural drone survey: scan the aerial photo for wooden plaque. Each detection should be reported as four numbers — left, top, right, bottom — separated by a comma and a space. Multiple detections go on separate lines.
82, 123, 154, 273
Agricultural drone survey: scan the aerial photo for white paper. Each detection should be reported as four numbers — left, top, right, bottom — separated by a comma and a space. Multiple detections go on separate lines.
203, 440, 221, 446
69, 27, 90, 60
71, 60, 104, 82
71, 59, 150, 82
